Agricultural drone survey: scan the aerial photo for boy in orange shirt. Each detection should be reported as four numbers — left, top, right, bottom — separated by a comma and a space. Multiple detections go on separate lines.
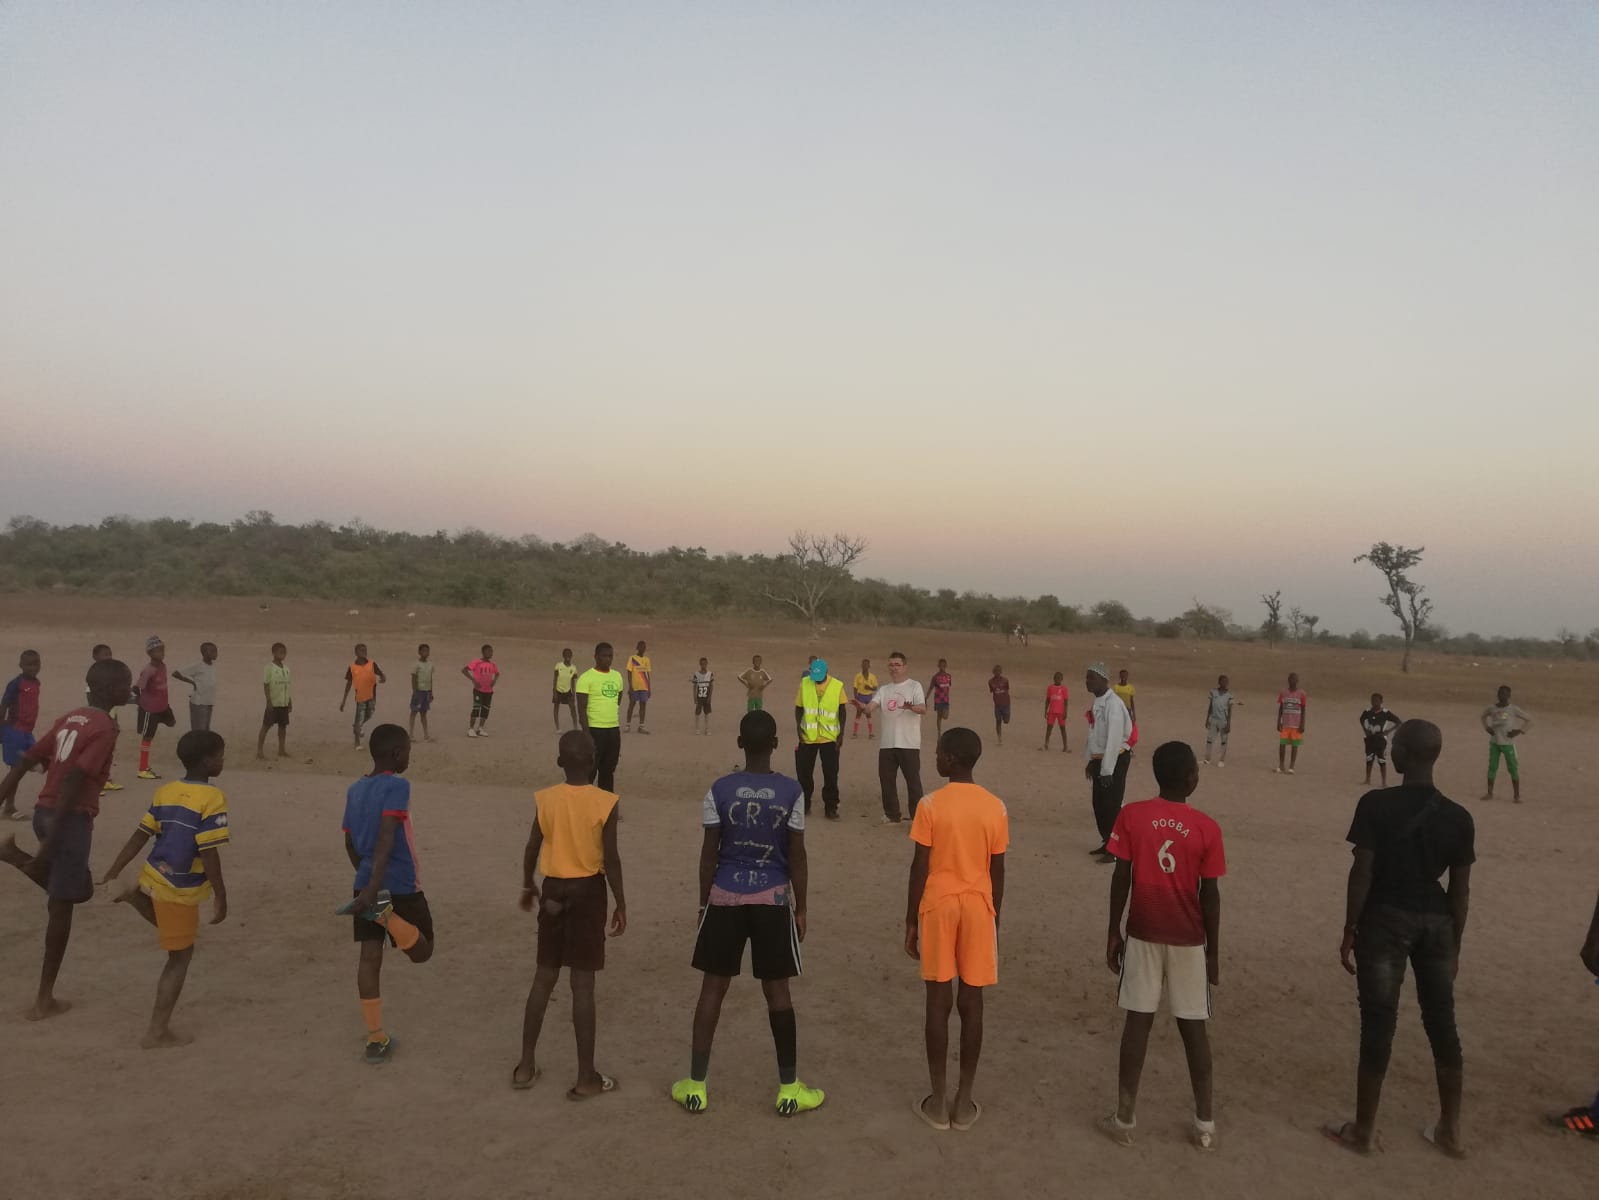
339, 644, 387, 750
514, 730, 627, 1098
904, 726, 1008, 1133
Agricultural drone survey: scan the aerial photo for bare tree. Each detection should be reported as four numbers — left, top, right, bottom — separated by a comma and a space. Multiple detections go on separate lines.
1288, 606, 1321, 643
1260, 590, 1284, 648
760, 531, 868, 631
1354, 542, 1435, 673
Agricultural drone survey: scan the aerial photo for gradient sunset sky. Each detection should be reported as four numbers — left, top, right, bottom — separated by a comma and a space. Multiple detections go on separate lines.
2, 3, 1594, 636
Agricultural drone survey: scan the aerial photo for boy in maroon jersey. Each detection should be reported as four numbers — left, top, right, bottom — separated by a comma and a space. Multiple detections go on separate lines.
0, 658, 133, 1020
1102, 741, 1225, 1150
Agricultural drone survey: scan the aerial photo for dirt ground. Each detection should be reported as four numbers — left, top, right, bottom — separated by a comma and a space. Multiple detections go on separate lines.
3, 595, 1596, 1200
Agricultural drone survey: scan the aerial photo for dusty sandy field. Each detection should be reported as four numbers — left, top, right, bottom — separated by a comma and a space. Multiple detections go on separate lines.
3, 595, 1596, 1200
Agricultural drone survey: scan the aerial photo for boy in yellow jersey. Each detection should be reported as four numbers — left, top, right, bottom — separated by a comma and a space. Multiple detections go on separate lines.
553, 648, 580, 731
852, 658, 879, 740
624, 641, 652, 734
1113, 670, 1138, 724
340, 643, 387, 750
100, 730, 230, 1048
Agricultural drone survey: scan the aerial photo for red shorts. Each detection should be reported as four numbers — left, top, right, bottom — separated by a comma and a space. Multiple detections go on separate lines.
1047, 712, 1066, 727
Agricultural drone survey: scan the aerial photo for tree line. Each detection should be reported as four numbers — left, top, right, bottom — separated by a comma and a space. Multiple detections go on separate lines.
0, 515, 1589, 662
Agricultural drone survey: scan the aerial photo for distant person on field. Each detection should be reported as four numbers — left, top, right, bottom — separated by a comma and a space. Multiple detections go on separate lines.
514, 730, 626, 1098
340, 643, 387, 751
691, 658, 715, 736
904, 727, 1007, 1132
0, 657, 132, 1020
852, 658, 879, 740
1043, 671, 1070, 752
552, 648, 579, 730
793, 659, 847, 820
1274, 672, 1308, 775
1201, 675, 1237, 767
257, 643, 292, 760
98, 729, 230, 1049
987, 665, 1011, 746
625, 641, 652, 734
671, 710, 822, 1117
868, 651, 926, 824
1084, 663, 1132, 864
172, 642, 219, 734
1101, 742, 1224, 1151
335, 724, 435, 1066
1359, 694, 1401, 787
1548, 888, 1599, 1138
928, 659, 953, 737
134, 636, 177, 780
1113, 669, 1138, 724
463, 644, 500, 738
1480, 685, 1532, 803
1, 650, 44, 811
408, 644, 434, 742
1327, 720, 1472, 1158
738, 655, 773, 712
576, 643, 625, 792
89, 643, 127, 793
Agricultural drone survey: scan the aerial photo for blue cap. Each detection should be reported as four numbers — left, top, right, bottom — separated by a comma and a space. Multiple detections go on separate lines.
808, 659, 829, 682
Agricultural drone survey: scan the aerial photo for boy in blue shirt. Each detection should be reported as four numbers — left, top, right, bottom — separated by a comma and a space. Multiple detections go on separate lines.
671, 710, 823, 1117
335, 724, 434, 1064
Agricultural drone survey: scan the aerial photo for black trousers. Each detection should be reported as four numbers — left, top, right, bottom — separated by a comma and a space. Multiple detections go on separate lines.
795, 740, 841, 816
878, 748, 924, 821
590, 726, 622, 793
1091, 750, 1132, 845
1356, 905, 1462, 1074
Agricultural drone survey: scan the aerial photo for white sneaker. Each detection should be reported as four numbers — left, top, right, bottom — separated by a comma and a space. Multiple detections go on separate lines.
1217, 761, 1226, 768
467, 728, 479, 738
477, 729, 490, 738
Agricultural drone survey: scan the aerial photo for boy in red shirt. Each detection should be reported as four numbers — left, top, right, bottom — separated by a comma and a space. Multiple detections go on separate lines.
1042, 672, 1070, 752
0, 657, 133, 1020
462, 645, 501, 738
135, 636, 177, 780
1103, 741, 1225, 1150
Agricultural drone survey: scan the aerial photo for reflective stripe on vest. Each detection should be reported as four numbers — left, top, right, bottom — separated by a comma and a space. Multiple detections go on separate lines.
800, 677, 844, 743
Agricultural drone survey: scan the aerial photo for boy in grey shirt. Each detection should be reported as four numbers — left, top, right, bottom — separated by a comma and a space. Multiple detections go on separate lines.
1202, 675, 1238, 767
174, 643, 219, 732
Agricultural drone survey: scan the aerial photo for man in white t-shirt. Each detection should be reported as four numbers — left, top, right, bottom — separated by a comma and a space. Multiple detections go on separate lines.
866, 651, 926, 824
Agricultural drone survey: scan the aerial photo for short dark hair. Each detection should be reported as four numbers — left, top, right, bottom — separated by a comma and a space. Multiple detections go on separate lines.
595, 642, 613, 655
481, 644, 492, 654
368, 723, 409, 760
177, 730, 224, 771
271, 642, 287, 652
418, 643, 430, 652
938, 726, 983, 768
200, 641, 217, 653
1152, 741, 1197, 789
740, 709, 778, 747
888, 650, 907, 662
91, 643, 111, 656
20, 649, 40, 661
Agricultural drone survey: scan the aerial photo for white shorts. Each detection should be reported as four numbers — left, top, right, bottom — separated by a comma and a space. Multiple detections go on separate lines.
1118, 937, 1211, 1021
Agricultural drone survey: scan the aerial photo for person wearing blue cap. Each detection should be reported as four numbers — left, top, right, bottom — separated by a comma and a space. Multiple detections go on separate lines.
793, 659, 847, 820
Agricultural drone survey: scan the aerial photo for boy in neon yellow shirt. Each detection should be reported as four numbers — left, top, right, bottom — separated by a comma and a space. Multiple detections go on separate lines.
852, 659, 879, 740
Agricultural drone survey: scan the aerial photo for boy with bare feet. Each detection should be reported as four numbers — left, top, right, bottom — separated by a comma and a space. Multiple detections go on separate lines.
1328, 720, 1473, 1158
1102, 742, 1224, 1150
0, 657, 131, 1020
928, 660, 953, 738
257, 643, 291, 759
408, 644, 434, 742
514, 730, 626, 1098
1275, 672, 1308, 774
99, 730, 230, 1048
905, 727, 1007, 1132
670, 711, 822, 1116
336, 724, 435, 1065
1043, 672, 1070, 752
1360, 693, 1401, 786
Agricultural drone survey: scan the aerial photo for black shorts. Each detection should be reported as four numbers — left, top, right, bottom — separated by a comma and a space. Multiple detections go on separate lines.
136, 707, 177, 736
692, 902, 802, 980
472, 690, 494, 715
262, 705, 291, 728
537, 874, 609, 971
353, 891, 434, 945
1364, 734, 1389, 764
695, 696, 712, 715
553, 689, 576, 706
32, 807, 94, 904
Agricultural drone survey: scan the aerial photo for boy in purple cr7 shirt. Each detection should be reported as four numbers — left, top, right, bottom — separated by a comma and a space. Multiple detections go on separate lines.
671, 710, 824, 1118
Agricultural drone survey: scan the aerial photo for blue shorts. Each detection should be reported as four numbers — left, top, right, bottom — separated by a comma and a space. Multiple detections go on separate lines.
630, 690, 650, 703
2, 725, 36, 767
410, 690, 432, 714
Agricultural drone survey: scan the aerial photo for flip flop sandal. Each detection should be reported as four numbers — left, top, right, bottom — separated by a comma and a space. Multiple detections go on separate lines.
1099, 1114, 1135, 1147
913, 1095, 950, 1131
950, 1100, 982, 1132
566, 1073, 618, 1101
511, 1066, 542, 1091
1322, 1121, 1376, 1155
1421, 1124, 1467, 1159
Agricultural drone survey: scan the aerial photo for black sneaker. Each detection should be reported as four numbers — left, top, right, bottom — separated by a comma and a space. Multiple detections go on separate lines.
364, 1034, 397, 1065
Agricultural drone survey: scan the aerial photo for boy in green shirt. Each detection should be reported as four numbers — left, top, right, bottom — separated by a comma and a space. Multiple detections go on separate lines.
256, 643, 292, 760
409, 644, 435, 742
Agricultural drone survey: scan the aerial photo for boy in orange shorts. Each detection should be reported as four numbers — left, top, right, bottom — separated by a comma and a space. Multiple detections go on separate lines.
1275, 672, 1308, 774
100, 729, 231, 1048
904, 726, 1008, 1133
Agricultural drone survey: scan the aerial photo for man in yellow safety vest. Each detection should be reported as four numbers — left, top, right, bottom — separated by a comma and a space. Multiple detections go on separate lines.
793, 658, 847, 820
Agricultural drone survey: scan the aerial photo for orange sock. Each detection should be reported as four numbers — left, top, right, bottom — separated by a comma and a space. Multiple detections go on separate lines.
139, 741, 152, 772
379, 911, 421, 952
361, 997, 385, 1043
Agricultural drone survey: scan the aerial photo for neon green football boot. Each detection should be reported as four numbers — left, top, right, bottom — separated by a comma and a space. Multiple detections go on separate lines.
775, 1080, 825, 1116
671, 1078, 709, 1113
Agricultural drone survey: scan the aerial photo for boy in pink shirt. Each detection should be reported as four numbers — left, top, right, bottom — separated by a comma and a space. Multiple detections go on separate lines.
462, 644, 501, 739
1043, 672, 1070, 753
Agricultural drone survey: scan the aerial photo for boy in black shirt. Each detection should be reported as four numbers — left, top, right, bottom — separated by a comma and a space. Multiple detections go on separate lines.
1358, 694, 1401, 786
1548, 890, 1599, 1137
1327, 720, 1473, 1158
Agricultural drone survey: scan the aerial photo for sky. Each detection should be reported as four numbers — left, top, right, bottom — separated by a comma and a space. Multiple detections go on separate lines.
2, 2, 1595, 637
